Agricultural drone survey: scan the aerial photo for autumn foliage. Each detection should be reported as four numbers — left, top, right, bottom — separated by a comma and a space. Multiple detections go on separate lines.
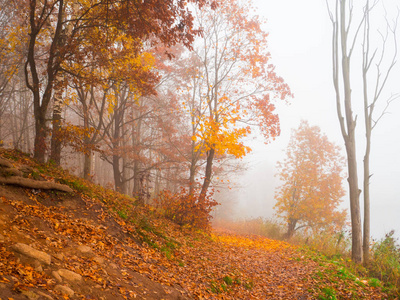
274, 121, 347, 239
1, 0, 293, 231
180, 0, 292, 199
156, 188, 219, 229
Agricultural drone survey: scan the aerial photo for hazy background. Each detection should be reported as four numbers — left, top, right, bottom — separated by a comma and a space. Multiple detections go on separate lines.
229, 0, 400, 239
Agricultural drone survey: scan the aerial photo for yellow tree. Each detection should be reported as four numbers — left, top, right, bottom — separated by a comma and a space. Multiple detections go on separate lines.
182, 0, 292, 201
274, 121, 347, 239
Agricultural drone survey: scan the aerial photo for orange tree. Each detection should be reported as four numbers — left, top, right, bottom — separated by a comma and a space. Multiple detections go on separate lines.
180, 0, 292, 200
274, 121, 347, 239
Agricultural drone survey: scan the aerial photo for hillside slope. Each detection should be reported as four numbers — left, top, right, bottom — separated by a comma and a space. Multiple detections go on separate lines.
0, 149, 390, 299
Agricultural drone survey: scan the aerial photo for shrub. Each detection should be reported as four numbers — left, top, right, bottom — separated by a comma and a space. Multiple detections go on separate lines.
301, 229, 350, 258
155, 188, 218, 230
213, 218, 284, 240
369, 230, 400, 293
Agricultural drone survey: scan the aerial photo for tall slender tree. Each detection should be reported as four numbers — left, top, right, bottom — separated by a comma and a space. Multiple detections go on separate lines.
327, 0, 398, 264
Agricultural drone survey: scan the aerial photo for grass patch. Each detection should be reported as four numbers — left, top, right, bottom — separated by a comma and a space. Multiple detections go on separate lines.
318, 287, 337, 300
369, 277, 382, 288
222, 275, 233, 285
117, 209, 128, 220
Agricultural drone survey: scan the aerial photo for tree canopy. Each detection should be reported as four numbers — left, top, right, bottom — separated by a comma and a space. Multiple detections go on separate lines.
274, 121, 347, 239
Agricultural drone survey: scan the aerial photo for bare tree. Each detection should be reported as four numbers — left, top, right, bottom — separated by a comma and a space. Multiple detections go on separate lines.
361, 1, 398, 264
327, 0, 398, 264
328, 0, 366, 263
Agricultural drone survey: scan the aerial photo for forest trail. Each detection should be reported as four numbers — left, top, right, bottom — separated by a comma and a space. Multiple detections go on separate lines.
0, 149, 389, 299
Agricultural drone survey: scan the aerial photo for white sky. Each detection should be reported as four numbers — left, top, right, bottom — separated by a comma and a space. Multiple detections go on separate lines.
232, 0, 400, 239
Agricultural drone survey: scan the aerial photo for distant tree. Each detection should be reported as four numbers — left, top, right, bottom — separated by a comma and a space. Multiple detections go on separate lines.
274, 121, 347, 239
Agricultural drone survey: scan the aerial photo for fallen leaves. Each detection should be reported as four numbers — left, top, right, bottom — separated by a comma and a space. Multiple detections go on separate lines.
0, 184, 390, 299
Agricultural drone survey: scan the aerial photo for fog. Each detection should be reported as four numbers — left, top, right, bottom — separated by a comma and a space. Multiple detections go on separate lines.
228, 0, 400, 239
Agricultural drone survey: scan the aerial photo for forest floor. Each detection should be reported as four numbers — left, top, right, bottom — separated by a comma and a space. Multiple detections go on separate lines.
0, 148, 392, 299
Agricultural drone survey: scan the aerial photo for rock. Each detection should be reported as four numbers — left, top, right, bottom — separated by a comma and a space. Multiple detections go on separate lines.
54, 285, 74, 297
93, 256, 104, 264
33, 260, 43, 272
77, 245, 92, 254
53, 253, 65, 261
109, 263, 118, 269
21, 290, 39, 300
52, 270, 62, 283
36, 291, 54, 300
34, 264, 43, 272
11, 243, 51, 265
57, 269, 82, 282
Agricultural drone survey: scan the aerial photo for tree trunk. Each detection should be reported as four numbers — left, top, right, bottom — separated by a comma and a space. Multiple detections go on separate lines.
363, 142, 371, 265
113, 154, 123, 192
33, 113, 47, 163
50, 76, 63, 165
362, 61, 372, 265
286, 218, 297, 240
188, 157, 197, 196
112, 113, 123, 192
199, 148, 215, 202
154, 167, 161, 198
329, 0, 363, 263
345, 137, 363, 263
133, 161, 141, 197
132, 112, 142, 200
342, 20, 363, 263
26, 0, 65, 163
83, 152, 92, 181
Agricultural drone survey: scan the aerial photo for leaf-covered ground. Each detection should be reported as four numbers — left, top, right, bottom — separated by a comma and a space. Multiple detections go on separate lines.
0, 149, 391, 299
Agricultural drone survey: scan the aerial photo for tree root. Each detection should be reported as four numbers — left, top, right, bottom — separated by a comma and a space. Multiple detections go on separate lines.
0, 176, 73, 193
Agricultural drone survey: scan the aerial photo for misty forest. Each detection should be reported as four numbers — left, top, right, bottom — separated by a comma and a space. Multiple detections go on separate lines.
0, 0, 400, 299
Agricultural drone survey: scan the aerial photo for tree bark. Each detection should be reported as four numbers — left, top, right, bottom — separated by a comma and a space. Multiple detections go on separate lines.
345, 136, 363, 264
363, 138, 371, 264
341, 5, 363, 262
26, 0, 64, 163
286, 218, 297, 240
83, 152, 92, 181
50, 75, 63, 165
199, 148, 215, 202
0, 176, 73, 193
188, 157, 197, 196
329, 0, 363, 263
33, 113, 47, 163
112, 154, 123, 192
